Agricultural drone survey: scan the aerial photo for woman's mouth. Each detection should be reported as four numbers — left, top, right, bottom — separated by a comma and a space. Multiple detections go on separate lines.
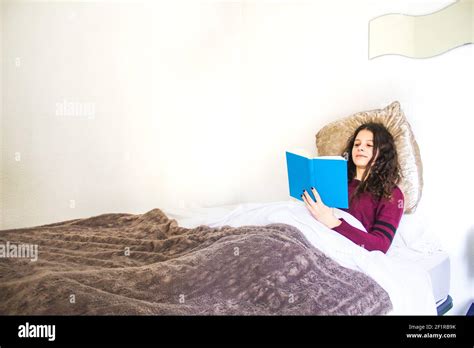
356, 155, 367, 158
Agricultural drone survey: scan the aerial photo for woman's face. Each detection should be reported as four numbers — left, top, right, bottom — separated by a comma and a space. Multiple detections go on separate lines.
352, 129, 376, 168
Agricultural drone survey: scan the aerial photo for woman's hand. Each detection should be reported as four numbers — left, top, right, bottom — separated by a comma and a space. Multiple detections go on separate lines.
302, 187, 342, 229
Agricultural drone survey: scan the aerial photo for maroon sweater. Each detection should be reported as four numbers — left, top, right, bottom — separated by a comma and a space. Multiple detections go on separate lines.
332, 178, 404, 253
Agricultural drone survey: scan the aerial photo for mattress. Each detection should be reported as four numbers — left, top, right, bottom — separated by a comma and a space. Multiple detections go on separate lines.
386, 246, 450, 304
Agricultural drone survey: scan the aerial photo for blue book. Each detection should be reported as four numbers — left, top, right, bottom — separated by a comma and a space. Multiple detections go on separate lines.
285, 151, 349, 208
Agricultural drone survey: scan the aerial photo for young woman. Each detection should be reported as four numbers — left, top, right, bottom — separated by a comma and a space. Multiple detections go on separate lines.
302, 122, 404, 253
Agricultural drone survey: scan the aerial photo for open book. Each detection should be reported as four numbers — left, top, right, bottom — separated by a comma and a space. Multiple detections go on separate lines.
285, 151, 349, 209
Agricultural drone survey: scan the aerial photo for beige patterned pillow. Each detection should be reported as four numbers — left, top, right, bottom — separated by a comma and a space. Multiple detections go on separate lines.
315, 101, 423, 214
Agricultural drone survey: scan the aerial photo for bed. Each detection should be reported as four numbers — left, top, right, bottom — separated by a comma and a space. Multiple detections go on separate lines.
163, 199, 451, 316
0, 201, 447, 315
0, 205, 398, 315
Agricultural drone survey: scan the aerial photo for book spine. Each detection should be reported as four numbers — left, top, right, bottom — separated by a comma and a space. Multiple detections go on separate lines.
309, 158, 315, 196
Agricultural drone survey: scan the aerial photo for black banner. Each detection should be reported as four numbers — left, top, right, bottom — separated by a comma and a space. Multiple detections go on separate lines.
0, 315, 472, 346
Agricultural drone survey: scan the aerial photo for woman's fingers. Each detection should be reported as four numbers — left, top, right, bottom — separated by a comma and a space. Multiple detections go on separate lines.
302, 191, 310, 206
302, 190, 313, 205
302, 190, 320, 220
303, 190, 319, 209
301, 192, 308, 204
310, 187, 324, 205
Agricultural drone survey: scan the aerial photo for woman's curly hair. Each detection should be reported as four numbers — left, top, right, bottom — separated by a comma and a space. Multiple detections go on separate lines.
342, 122, 402, 203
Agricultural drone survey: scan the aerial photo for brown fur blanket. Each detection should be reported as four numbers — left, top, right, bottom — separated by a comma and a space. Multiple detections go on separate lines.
0, 208, 392, 315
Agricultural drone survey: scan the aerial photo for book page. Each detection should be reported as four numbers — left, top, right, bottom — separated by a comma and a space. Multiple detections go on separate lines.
317, 156, 345, 160
287, 149, 345, 160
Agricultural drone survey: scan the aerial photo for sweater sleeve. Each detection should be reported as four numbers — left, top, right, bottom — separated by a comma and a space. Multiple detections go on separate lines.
332, 188, 405, 253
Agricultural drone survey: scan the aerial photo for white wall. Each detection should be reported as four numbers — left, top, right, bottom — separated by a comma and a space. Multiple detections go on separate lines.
1, 0, 472, 314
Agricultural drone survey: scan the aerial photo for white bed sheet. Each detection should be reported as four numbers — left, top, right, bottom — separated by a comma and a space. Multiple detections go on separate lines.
387, 247, 450, 304
387, 211, 450, 305
163, 200, 439, 315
